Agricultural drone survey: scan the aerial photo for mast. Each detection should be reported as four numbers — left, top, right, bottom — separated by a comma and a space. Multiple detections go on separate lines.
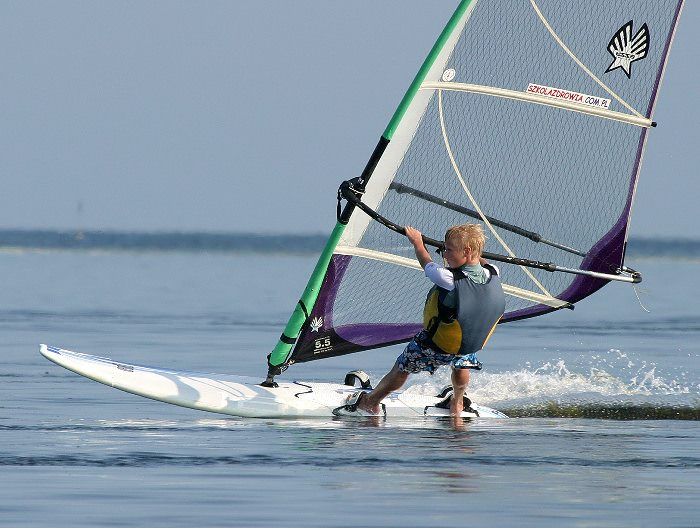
263, 0, 476, 386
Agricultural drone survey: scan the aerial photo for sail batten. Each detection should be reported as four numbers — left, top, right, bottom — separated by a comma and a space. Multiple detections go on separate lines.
420, 82, 654, 127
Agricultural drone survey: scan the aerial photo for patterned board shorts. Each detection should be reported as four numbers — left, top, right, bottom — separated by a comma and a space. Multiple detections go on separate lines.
396, 331, 483, 374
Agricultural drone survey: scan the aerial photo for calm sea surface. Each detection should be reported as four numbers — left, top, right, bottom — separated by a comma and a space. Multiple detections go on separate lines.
1, 242, 698, 527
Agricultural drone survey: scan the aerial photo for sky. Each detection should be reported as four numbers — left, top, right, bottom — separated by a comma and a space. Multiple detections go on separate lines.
1, 1, 697, 237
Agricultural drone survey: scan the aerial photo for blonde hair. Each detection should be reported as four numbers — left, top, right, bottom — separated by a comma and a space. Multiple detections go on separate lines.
445, 223, 486, 256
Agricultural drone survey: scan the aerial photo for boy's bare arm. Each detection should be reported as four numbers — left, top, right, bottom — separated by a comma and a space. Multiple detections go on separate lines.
405, 226, 433, 269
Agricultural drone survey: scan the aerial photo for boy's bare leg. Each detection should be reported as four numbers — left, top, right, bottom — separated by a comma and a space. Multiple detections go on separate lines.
450, 368, 470, 416
356, 364, 409, 414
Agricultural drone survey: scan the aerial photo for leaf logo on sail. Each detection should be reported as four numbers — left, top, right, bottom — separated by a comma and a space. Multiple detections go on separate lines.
310, 316, 323, 332
605, 21, 649, 78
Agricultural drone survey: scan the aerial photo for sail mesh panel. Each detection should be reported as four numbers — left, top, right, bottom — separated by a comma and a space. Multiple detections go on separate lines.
291, 0, 682, 362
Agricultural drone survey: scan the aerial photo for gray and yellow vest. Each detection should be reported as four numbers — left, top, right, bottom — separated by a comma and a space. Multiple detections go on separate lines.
422, 263, 506, 356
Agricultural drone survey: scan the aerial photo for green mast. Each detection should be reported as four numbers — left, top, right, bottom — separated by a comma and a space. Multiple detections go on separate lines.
263, 0, 474, 386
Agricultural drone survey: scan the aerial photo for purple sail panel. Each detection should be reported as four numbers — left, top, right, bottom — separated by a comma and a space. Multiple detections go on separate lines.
307, 254, 352, 333
504, 193, 632, 323
336, 323, 421, 347
290, 255, 345, 363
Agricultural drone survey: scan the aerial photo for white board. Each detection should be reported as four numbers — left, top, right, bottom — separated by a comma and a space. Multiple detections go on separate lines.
39, 344, 508, 419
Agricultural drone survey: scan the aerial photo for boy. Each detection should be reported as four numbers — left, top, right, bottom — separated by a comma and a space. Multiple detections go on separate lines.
334, 223, 505, 417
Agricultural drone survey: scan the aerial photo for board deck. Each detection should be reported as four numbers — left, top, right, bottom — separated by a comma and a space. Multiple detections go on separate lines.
39, 344, 508, 419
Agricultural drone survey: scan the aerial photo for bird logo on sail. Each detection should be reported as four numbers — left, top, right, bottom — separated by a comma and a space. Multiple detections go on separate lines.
605, 21, 649, 78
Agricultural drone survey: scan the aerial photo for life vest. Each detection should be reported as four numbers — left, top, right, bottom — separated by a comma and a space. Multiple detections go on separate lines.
422, 264, 505, 355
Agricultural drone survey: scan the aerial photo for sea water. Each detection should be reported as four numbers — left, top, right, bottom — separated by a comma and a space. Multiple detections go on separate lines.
0, 244, 698, 527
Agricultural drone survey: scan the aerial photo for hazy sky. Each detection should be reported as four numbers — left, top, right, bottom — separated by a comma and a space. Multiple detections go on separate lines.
1, 1, 697, 236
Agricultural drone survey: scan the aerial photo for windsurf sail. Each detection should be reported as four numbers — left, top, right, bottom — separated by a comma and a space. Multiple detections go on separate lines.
264, 0, 684, 383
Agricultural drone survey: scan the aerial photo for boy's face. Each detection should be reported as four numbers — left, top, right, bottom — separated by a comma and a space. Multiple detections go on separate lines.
443, 237, 476, 268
